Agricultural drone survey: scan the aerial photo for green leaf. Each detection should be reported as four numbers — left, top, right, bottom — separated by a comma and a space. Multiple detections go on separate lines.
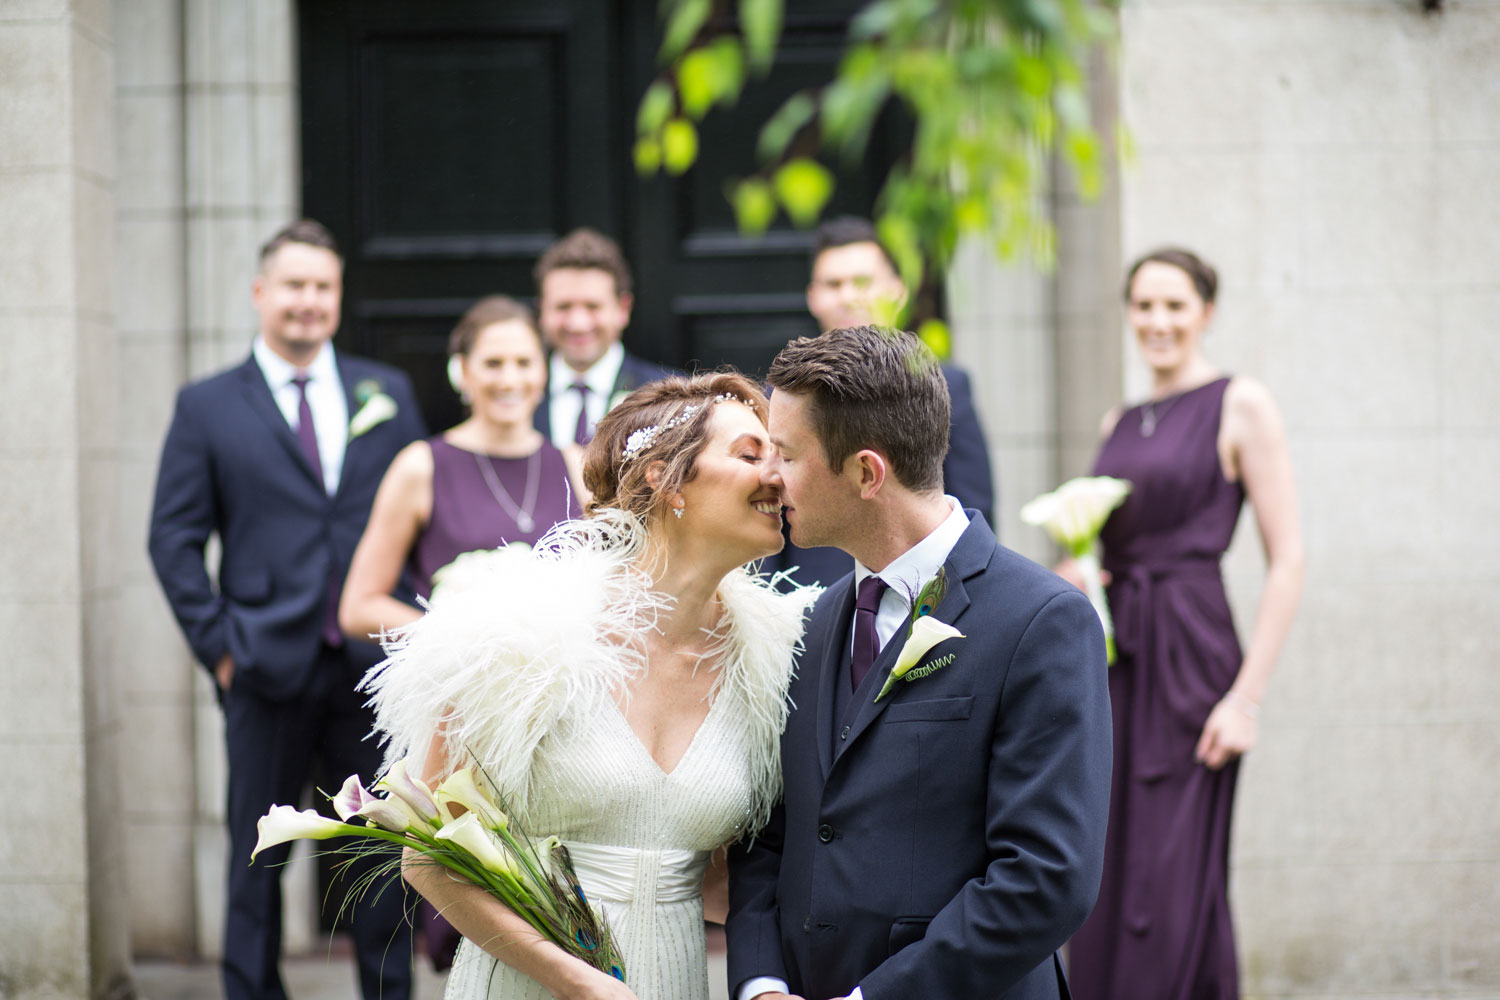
756, 91, 816, 163
634, 136, 662, 174
729, 177, 778, 234
916, 318, 951, 360
661, 118, 699, 174
740, 0, 783, 72
710, 37, 745, 103
772, 158, 834, 226
659, 0, 710, 64
678, 39, 746, 119
637, 81, 674, 137
875, 211, 924, 290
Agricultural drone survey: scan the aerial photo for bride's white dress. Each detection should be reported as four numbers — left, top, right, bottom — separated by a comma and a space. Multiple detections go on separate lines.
364, 514, 817, 1000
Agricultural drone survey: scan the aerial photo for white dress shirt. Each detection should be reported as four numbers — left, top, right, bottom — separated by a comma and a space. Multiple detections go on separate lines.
738, 497, 971, 1000
546, 341, 624, 449
252, 336, 349, 496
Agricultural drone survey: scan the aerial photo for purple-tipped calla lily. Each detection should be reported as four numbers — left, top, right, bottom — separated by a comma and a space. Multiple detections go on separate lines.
374, 758, 439, 823
332, 774, 411, 833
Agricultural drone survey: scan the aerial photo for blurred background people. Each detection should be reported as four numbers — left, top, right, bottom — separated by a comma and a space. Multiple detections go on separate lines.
1065, 248, 1305, 1000
770, 215, 996, 588
533, 227, 672, 452
339, 293, 579, 969
148, 219, 423, 1000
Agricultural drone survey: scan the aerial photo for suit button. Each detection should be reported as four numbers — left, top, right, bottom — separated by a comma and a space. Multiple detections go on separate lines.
840, 725, 850, 740
817, 824, 835, 843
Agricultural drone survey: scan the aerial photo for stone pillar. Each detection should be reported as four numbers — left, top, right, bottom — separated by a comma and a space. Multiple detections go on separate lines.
0, 2, 132, 998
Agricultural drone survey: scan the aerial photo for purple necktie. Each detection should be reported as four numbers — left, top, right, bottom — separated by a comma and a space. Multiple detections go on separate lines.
851, 575, 890, 691
291, 375, 324, 485
292, 375, 342, 646
572, 381, 593, 446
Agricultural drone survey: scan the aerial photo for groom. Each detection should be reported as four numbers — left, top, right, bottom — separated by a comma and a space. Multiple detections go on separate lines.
726, 326, 1112, 999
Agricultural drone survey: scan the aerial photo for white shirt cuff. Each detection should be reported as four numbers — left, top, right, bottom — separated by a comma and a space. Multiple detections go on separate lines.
738, 977, 790, 1000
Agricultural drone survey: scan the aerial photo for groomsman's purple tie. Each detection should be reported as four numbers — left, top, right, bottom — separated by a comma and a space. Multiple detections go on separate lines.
851, 575, 890, 691
292, 374, 342, 646
572, 381, 592, 446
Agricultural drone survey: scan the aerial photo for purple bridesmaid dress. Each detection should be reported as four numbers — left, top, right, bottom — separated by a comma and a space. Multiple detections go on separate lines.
407, 435, 578, 968
1069, 377, 1247, 1000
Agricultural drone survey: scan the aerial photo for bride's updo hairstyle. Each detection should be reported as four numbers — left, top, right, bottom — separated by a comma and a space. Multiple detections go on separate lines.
584, 371, 768, 522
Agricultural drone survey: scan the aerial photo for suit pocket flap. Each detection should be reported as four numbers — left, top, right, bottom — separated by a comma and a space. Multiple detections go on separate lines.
222, 566, 272, 604
885, 696, 972, 723
888, 915, 932, 955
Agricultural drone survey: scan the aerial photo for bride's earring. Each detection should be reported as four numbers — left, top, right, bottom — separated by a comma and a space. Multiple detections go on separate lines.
672, 501, 684, 519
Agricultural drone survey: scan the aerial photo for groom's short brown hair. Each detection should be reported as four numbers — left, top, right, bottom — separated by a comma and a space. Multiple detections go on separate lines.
768, 325, 949, 493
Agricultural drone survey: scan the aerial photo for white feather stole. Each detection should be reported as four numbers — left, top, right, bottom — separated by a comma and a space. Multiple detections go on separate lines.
360, 508, 819, 837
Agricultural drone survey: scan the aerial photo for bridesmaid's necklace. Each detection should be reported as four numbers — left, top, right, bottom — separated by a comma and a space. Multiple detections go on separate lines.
474, 448, 541, 533
1139, 395, 1180, 437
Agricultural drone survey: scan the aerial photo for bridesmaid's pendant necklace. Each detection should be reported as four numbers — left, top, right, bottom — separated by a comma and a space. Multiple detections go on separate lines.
474, 447, 541, 533
1139, 394, 1180, 437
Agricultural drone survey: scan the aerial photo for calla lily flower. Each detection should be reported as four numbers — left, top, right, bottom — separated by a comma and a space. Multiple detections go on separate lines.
1020, 476, 1132, 665
375, 758, 439, 823
875, 616, 964, 702
332, 774, 411, 833
435, 812, 517, 878
252, 806, 356, 860
434, 767, 510, 830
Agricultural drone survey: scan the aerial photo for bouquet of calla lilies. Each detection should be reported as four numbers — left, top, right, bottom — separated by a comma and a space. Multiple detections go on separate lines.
252, 758, 626, 982
1021, 476, 1132, 665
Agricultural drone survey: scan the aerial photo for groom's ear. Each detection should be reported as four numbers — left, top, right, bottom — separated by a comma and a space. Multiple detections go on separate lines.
849, 449, 888, 500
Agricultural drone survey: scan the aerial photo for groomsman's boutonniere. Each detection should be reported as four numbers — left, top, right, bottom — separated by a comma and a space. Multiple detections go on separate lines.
874, 570, 963, 702
607, 388, 631, 413
349, 379, 398, 439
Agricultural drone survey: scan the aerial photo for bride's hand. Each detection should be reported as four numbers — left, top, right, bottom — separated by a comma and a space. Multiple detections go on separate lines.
557, 964, 637, 1000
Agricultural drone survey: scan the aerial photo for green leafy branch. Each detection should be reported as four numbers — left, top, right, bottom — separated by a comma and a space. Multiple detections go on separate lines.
637, 0, 1118, 292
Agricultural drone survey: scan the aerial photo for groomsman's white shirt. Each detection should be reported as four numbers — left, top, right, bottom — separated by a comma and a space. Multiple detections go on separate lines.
253, 336, 349, 496
547, 341, 624, 450
739, 495, 970, 1000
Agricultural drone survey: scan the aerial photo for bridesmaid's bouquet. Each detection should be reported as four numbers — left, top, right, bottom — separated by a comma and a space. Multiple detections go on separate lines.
252, 758, 626, 982
1021, 476, 1132, 665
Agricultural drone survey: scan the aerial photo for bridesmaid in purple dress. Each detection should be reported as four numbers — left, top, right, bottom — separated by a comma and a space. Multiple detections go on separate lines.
1066, 249, 1304, 1000
338, 295, 581, 967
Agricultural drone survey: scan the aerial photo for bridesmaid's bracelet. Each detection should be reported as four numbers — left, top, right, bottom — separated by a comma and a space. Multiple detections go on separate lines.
1224, 691, 1260, 719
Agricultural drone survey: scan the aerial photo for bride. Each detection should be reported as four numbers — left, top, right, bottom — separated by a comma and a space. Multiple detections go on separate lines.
363, 372, 816, 1000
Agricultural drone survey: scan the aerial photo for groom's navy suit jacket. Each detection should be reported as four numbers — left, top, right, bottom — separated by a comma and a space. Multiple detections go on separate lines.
149, 352, 426, 700
727, 515, 1112, 1000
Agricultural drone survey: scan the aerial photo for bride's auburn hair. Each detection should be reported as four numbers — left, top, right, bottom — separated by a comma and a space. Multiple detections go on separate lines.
584, 371, 768, 522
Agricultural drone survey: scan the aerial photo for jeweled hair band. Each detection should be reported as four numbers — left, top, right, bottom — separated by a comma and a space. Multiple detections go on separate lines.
621, 393, 752, 464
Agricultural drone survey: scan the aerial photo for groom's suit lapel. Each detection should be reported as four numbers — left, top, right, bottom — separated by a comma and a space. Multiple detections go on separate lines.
815, 575, 857, 781
834, 514, 994, 763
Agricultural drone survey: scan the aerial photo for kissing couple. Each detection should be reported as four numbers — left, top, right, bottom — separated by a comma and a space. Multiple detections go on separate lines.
366, 324, 1113, 1000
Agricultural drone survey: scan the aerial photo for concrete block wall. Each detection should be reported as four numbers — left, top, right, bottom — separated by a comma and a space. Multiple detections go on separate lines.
0, 1, 132, 997
1116, 2, 1500, 996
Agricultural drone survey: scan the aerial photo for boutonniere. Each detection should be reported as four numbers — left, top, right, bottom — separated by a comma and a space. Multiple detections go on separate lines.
349, 379, 398, 439
607, 388, 631, 413
874, 569, 963, 702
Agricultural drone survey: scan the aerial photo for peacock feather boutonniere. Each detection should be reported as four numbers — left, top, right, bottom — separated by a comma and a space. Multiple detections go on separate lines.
874, 569, 964, 702
349, 378, 398, 439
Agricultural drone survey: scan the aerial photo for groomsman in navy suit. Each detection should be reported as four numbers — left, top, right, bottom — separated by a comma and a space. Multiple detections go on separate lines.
727, 325, 1111, 1000
532, 227, 670, 450
148, 220, 425, 1000
772, 216, 997, 588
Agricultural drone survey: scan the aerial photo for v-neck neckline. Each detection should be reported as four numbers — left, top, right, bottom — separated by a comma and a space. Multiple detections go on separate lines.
609, 681, 725, 778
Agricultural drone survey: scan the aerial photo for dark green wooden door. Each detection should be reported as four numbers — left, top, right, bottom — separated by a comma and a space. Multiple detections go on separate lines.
300, 0, 900, 431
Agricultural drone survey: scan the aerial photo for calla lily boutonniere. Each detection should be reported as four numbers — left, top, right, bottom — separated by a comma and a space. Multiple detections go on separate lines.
607, 388, 631, 413
349, 379, 398, 439
874, 615, 965, 702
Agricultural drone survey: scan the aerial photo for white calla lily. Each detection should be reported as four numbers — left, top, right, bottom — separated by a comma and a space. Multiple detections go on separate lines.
874, 616, 964, 702
434, 812, 517, 878
1021, 475, 1132, 664
252, 806, 355, 860
349, 392, 398, 439
435, 766, 510, 830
